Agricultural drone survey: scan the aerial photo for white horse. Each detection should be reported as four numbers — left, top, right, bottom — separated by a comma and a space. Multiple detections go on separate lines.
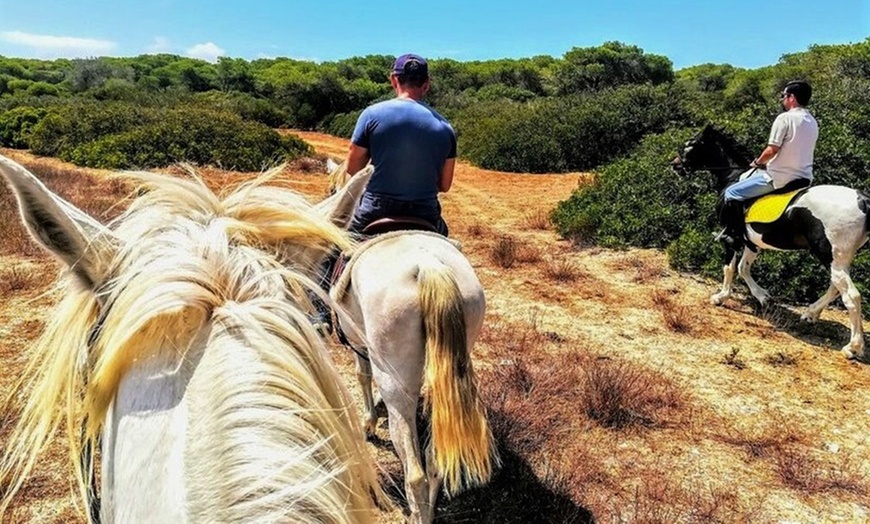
0, 155, 381, 523
325, 159, 498, 524
674, 125, 870, 359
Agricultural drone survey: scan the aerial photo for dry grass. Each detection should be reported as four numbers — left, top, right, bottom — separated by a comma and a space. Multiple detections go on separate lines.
466, 222, 487, 237
714, 417, 805, 460
489, 235, 518, 269
290, 156, 323, 173
651, 289, 693, 334
721, 348, 747, 370
764, 350, 799, 367
543, 257, 584, 282
516, 244, 542, 264
606, 475, 753, 524
580, 358, 686, 430
520, 209, 551, 230
0, 265, 41, 294
774, 447, 868, 496
613, 255, 667, 284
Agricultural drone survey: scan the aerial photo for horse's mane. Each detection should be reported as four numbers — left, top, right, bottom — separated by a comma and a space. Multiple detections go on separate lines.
709, 126, 754, 166
1, 167, 378, 522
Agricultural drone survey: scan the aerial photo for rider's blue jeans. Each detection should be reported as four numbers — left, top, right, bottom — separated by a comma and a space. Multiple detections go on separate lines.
724, 169, 775, 202
350, 192, 448, 236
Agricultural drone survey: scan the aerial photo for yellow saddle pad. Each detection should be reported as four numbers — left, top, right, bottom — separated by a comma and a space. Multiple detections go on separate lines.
745, 190, 803, 224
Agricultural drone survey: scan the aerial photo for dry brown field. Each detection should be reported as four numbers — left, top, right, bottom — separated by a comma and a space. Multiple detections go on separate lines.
2, 133, 870, 523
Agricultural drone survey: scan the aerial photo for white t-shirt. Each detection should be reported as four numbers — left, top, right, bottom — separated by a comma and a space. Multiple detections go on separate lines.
765, 107, 818, 188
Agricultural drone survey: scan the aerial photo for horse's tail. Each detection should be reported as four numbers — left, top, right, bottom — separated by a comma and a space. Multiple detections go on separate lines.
418, 260, 497, 496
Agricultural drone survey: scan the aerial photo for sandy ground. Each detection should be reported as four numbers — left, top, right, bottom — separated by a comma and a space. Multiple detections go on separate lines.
2, 134, 870, 523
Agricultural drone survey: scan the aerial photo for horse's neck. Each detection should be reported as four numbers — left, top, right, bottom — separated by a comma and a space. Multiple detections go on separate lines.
711, 140, 749, 190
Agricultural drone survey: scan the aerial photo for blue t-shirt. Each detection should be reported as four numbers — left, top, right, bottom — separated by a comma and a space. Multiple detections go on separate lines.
351, 98, 457, 201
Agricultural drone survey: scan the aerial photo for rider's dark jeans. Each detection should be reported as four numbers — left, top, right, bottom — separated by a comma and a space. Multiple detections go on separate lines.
350, 192, 448, 236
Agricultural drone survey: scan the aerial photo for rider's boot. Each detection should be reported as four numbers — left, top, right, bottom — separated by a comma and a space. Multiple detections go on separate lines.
714, 200, 746, 250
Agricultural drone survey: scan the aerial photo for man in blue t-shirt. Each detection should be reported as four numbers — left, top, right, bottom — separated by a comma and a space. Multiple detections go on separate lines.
310, 53, 456, 335
344, 53, 457, 236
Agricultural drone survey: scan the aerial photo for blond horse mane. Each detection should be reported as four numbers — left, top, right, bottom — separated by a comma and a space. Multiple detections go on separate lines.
1, 166, 379, 523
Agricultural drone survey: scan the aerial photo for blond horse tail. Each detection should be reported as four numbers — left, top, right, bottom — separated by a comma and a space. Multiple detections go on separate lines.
419, 261, 496, 496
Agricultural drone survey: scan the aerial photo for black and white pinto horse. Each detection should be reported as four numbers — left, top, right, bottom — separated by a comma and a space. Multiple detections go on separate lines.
674, 125, 870, 360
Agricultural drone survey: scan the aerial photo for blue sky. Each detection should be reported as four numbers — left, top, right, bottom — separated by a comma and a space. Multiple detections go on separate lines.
0, 0, 867, 69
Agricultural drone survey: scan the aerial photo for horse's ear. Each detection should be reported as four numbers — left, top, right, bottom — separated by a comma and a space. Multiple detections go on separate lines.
315, 165, 373, 229
0, 155, 118, 290
325, 157, 340, 174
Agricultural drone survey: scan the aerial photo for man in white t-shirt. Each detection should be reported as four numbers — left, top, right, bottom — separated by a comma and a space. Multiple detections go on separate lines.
717, 80, 819, 248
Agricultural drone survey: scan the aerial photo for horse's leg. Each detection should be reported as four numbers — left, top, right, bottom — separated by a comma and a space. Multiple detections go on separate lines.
376, 380, 434, 523
830, 261, 865, 359
711, 248, 738, 305
355, 354, 378, 436
424, 440, 442, 515
801, 283, 839, 324
737, 247, 770, 306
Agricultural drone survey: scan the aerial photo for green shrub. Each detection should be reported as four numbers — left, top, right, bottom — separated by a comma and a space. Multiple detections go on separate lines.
323, 110, 361, 138
456, 84, 684, 173
66, 108, 310, 170
194, 91, 290, 127
551, 129, 709, 247
0, 106, 48, 148
458, 101, 566, 173
26, 81, 60, 97
29, 102, 151, 157
6, 78, 33, 94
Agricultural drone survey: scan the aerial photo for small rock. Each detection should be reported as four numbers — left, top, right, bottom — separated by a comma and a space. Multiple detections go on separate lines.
826, 442, 840, 453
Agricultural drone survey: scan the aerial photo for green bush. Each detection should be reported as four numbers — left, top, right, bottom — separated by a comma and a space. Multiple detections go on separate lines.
29, 102, 151, 157
323, 110, 361, 138
194, 91, 290, 128
65, 108, 310, 170
456, 84, 684, 173
457, 101, 566, 173
551, 129, 709, 247
26, 81, 60, 97
0, 106, 48, 148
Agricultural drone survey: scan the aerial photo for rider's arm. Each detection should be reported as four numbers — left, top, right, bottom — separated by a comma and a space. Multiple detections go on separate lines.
438, 158, 455, 193
754, 114, 786, 167
752, 145, 780, 167
346, 144, 370, 177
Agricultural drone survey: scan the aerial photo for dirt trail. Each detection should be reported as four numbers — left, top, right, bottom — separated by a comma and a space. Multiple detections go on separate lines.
3, 135, 870, 523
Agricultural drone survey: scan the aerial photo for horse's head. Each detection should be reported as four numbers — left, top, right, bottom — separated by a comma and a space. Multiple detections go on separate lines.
672, 124, 720, 173
673, 125, 751, 191
0, 156, 380, 521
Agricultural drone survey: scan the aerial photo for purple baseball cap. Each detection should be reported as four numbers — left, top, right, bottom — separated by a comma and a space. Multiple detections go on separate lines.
392, 53, 428, 76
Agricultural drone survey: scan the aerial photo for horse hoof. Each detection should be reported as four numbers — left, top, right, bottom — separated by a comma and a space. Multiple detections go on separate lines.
710, 294, 725, 306
800, 312, 818, 324
841, 345, 863, 360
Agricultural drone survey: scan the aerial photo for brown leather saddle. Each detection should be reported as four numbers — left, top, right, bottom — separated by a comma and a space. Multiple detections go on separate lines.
359, 216, 439, 236
329, 216, 439, 287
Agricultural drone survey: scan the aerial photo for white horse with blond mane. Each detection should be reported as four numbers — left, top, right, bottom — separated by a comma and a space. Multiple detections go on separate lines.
326, 159, 497, 524
0, 155, 381, 523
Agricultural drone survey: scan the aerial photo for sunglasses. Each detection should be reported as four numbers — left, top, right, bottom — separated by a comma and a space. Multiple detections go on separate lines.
779, 92, 793, 99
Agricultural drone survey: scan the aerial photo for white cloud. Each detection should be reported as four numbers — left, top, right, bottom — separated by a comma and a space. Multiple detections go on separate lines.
0, 30, 116, 57
185, 42, 224, 62
145, 36, 171, 54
